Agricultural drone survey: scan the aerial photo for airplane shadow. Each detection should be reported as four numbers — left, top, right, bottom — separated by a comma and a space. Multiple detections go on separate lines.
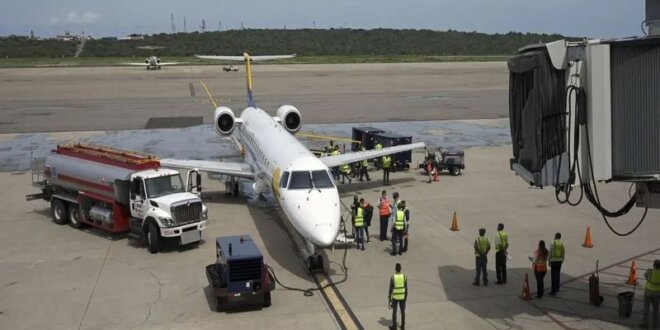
337, 177, 416, 196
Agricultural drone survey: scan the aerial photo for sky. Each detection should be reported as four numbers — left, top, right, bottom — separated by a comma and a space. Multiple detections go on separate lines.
0, 0, 646, 38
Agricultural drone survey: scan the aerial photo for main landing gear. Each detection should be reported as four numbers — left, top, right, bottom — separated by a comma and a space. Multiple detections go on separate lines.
224, 176, 239, 197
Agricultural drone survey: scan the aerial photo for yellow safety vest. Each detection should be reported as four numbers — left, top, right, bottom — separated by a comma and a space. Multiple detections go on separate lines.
394, 210, 405, 230
354, 207, 364, 227
496, 231, 508, 252
332, 150, 340, 156
549, 240, 564, 262
647, 269, 660, 292
341, 163, 351, 174
375, 143, 383, 150
392, 273, 406, 301
362, 158, 368, 167
475, 236, 490, 256
382, 156, 392, 169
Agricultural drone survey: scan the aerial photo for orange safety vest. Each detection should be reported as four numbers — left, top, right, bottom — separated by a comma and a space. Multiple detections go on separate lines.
379, 198, 391, 216
533, 250, 548, 272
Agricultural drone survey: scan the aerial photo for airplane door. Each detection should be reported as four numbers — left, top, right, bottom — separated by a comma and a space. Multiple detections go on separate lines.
130, 177, 147, 219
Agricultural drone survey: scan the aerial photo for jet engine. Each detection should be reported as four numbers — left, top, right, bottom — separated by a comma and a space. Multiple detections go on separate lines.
214, 106, 236, 136
276, 105, 302, 134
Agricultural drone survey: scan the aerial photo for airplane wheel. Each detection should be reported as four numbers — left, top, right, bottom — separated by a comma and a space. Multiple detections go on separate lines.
307, 256, 315, 272
316, 255, 323, 270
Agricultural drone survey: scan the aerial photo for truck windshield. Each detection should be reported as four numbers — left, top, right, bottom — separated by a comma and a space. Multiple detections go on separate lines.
311, 170, 334, 188
145, 175, 185, 198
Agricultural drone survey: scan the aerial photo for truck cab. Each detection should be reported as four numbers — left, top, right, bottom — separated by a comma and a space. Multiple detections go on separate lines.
129, 168, 207, 253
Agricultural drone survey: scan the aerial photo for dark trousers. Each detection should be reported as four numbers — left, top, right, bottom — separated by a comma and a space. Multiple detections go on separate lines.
392, 299, 406, 327
332, 166, 339, 180
392, 229, 404, 254
379, 215, 389, 240
495, 251, 507, 284
383, 168, 390, 183
359, 167, 370, 181
402, 227, 409, 252
642, 291, 660, 328
534, 270, 547, 298
354, 226, 364, 249
364, 221, 371, 241
340, 172, 351, 184
474, 256, 488, 284
550, 261, 562, 293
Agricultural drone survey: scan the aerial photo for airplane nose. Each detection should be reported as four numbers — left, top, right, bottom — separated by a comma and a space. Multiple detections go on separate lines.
312, 224, 337, 247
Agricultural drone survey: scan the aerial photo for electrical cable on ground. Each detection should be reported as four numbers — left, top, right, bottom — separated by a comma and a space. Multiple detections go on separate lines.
267, 206, 353, 297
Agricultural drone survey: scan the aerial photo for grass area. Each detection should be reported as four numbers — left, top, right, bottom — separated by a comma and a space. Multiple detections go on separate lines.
0, 55, 510, 68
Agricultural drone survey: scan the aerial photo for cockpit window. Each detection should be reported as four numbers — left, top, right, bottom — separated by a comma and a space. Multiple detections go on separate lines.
312, 170, 334, 188
288, 171, 312, 189
279, 171, 289, 188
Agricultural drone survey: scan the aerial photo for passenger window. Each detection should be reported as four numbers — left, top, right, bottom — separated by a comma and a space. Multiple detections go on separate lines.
280, 172, 289, 188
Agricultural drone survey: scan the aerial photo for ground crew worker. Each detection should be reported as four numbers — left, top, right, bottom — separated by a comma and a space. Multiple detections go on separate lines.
495, 223, 509, 285
360, 198, 374, 243
473, 228, 490, 286
382, 155, 392, 184
359, 147, 371, 181
400, 201, 410, 253
320, 146, 329, 157
640, 259, 660, 329
391, 203, 406, 255
331, 145, 341, 180
353, 199, 365, 250
388, 263, 407, 330
378, 190, 391, 241
388, 192, 400, 235
549, 232, 565, 296
529, 240, 548, 299
374, 141, 383, 168
340, 162, 352, 184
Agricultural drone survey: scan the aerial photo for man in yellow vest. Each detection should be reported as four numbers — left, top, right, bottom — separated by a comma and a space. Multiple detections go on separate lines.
382, 155, 392, 185
549, 232, 565, 296
391, 203, 406, 255
340, 162, 352, 184
331, 146, 341, 180
640, 259, 660, 329
353, 200, 365, 250
473, 228, 490, 286
388, 263, 407, 330
358, 146, 371, 181
495, 223, 509, 285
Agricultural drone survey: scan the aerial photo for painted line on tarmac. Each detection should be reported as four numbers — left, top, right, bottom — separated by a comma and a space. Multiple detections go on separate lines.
562, 246, 660, 286
312, 272, 363, 330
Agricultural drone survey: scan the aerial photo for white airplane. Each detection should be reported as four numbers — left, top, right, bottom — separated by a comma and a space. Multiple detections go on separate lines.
121, 55, 188, 70
161, 53, 424, 271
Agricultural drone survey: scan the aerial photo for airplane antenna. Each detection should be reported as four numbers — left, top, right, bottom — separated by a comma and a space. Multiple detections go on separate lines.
183, 16, 187, 33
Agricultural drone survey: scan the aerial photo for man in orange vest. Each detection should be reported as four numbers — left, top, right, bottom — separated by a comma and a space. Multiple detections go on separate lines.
378, 190, 392, 241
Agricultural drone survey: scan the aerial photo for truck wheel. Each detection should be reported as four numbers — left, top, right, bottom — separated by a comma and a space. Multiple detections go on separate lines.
450, 167, 461, 176
68, 204, 84, 228
263, 292, 272, 307
51, 199, 69, 225
216, 296, 227, 312
146, 222, 161, 254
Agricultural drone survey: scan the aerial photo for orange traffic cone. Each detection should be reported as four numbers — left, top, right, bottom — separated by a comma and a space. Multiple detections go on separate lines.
450, 212, 460, 231
626, 260, 638, 285
582, 226, 594, 248
520, 273, 531, 300
433, 169, 439, 182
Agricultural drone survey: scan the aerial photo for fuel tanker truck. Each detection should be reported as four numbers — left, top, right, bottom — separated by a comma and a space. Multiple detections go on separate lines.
26, 144, 208, 253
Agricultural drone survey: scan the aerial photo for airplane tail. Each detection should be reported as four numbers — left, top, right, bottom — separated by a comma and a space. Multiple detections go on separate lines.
194, 53, 296, 108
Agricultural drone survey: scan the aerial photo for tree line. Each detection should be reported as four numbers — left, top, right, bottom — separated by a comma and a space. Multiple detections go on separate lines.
0, 29, 569, 58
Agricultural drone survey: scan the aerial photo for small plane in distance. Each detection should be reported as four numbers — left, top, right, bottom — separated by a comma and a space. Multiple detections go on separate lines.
121, 46, 187, 70
161, 53, 424, 271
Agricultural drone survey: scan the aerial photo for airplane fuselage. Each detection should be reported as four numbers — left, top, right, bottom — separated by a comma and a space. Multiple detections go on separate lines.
235, 107, 341, 247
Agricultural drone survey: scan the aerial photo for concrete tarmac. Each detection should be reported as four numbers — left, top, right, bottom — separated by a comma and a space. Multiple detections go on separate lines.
0, 63, 658, 329
0, 63, 508, 133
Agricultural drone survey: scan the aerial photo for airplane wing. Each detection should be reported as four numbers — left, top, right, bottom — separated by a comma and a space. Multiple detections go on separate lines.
120, 63, 151, 66
158, 62, 188, 66
160, 159, 255, 180
195, 54, 296, 61
319, 142, 426, 168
